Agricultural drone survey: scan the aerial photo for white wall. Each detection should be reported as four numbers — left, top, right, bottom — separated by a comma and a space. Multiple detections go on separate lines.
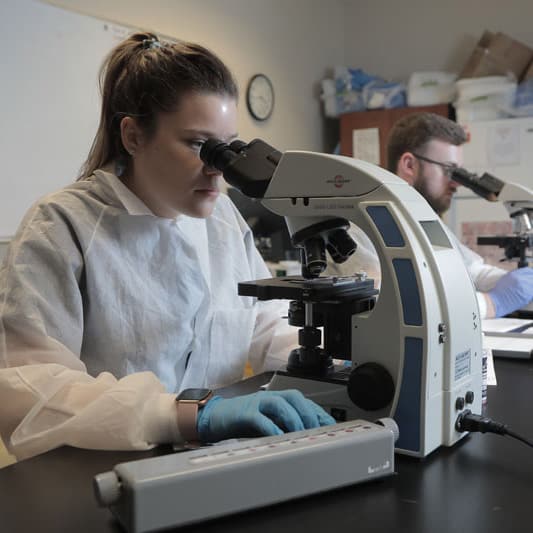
47, 0, 345, 152
0, 242, 8, 264
342, 0, 533, 81
43, 1, 533, 151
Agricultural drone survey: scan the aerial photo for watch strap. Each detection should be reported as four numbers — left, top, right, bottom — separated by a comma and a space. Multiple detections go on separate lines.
176, 401, 200, 442
176, 391, 213, 443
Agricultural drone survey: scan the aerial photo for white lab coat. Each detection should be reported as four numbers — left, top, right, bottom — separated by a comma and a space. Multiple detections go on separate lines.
0, 169, 296, 459
325, 223, 507, 318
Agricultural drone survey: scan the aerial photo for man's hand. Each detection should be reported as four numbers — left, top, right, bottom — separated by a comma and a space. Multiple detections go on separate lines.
487, 268, 533, 318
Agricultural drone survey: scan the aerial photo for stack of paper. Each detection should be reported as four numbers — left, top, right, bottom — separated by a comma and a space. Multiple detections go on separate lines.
482, 318, 533, 359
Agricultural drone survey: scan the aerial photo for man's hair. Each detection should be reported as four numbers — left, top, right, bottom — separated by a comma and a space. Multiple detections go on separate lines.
386, 113, 467, 172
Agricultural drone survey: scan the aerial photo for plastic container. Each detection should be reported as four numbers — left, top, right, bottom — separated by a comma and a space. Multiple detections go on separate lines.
504, 78, 533, 117
362, 80, 406, 109
321, 66, 405, 117
454, 75, 516, 122
333, 66, 378, 92
455, 75, 515, 101
321, 78, 336, 97
407, 71, 457, 107
321, 89, 365, 118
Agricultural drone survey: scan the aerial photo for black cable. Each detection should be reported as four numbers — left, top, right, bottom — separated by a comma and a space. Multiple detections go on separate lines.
455, 410, 533, 449
506, 429, 533, 449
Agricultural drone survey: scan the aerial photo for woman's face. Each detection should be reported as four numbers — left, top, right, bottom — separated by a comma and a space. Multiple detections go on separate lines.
124, 92, 238, 218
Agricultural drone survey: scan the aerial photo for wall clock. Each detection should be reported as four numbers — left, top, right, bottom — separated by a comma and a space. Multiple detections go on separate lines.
246, 74, 274, 121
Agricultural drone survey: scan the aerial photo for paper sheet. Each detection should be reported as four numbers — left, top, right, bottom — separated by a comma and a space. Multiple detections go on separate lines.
352, 128, 380, 165
483, 335, 533, 359
487, 124, 520, 167
485, 348, 497, 386
482, 318, 533, 333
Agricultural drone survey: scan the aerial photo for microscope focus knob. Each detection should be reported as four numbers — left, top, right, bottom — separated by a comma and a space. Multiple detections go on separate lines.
347, 363, 395, 411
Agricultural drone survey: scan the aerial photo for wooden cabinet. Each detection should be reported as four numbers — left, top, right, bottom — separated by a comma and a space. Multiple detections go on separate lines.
340, 104, 450, 168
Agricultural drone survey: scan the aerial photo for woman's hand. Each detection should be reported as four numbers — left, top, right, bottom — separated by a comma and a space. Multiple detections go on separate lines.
197, 390, 336, 443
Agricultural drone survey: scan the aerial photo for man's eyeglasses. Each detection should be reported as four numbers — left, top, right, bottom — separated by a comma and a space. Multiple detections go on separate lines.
412, 153, 458, 179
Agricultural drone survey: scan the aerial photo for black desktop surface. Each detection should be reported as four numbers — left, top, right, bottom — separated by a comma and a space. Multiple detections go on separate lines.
1, 360, 533, 533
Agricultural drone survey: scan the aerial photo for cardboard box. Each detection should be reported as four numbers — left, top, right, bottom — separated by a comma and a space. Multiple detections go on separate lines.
522, 60, 533, 81
460, 31, 533, 81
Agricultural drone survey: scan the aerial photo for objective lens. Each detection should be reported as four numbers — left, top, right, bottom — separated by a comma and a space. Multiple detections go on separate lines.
303, 237, 327, 277
327, 229, 357, 263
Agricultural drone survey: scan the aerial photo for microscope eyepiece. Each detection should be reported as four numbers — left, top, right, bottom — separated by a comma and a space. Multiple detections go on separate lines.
450, 167, 504, 201
229, 139, 248, 153
200, 139, 238, 170
199, 138, 280, 198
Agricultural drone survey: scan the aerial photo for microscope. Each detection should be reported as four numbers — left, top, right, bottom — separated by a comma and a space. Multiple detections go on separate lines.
92, 141, 485, 531
451, 168, 533, 269
201, 138, 483, 458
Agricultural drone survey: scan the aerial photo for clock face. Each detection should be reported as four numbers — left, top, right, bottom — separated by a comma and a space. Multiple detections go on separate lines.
246, 74, 274, 121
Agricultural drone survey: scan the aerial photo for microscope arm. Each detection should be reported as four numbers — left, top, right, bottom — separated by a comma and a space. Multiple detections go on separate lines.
202, 138, 484, 457
200, 138, 358, 277
498, 182, 533, 231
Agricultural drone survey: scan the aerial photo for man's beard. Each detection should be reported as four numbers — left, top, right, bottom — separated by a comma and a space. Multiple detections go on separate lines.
413, 178, 451, 217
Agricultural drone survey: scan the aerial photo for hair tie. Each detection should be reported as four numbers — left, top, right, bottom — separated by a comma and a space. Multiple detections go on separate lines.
142, 37, 161, 50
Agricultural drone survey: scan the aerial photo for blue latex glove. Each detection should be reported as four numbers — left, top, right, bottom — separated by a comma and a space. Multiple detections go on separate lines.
488, 267, 533, 318
197, 390, 336, 443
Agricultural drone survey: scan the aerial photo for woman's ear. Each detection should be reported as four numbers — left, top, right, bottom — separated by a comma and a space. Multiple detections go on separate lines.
120, 116, 143, 156
396, 152, 418, 186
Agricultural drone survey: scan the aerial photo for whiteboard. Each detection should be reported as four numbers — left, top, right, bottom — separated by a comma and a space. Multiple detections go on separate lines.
0, 0, 134, 238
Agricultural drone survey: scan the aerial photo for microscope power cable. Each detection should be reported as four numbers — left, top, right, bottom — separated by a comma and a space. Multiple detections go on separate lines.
456, 410, 533, 449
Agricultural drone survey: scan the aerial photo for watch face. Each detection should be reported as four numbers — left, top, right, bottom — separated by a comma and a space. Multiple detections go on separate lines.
177, 388, 212, 402
246, 74, 274, 121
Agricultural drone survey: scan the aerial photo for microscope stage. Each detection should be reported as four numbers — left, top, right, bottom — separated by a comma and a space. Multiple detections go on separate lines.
238, 275, 378, 302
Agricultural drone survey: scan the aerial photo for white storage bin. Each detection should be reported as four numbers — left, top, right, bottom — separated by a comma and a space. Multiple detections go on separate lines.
455, 76, 515, 102
407, 71, 457, 106
454, 76, 516, 122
